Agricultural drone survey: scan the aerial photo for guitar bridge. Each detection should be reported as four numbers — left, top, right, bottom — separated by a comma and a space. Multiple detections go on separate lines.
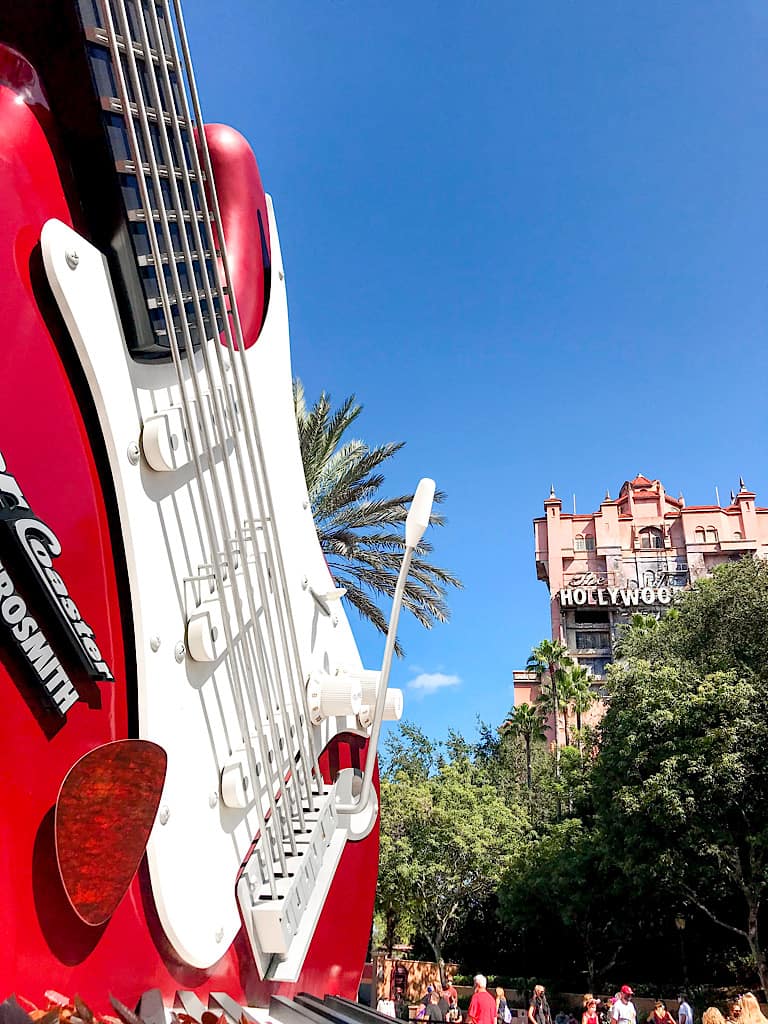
236, 783, 347, 981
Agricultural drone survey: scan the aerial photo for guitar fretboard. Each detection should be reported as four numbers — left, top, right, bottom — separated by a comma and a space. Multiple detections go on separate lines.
77, 0, 223, 357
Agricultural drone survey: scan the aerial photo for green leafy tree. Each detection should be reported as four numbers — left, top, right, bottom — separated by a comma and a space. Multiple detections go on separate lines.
377, 774, 421, 952
377, 722, 527, 965
499, 818, 630, 989
294, 380, 462, 655
593, 558, 768, 996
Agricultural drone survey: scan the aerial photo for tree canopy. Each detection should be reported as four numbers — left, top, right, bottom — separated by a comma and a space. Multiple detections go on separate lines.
593, 558, 768, 996
376, 559, 768, 996
377, 724, 527, 965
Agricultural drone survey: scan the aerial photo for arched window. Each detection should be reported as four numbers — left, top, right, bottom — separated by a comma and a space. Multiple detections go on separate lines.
706, 527, 718, 543
695, 527, 705, 543
734, 531, 743, 541
574, 535, 586, 551
639, 526, 664, 549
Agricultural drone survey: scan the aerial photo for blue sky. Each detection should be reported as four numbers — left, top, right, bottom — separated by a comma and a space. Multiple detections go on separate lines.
186, 0, 768, 741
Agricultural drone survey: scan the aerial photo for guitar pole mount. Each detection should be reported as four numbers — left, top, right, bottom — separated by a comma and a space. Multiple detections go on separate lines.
335, 477, 435, 815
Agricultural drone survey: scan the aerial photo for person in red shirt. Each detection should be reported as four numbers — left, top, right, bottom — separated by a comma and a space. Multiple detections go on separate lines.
647, 1002, 676, 1024
468, 975, 497, 1024
444, 978, 459, 1007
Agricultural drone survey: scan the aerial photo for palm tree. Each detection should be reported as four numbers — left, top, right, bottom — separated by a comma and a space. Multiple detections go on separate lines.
553, 666, 576, 748
535, 666, 572, 745
614, 612, 659, 658
526, 639, 572, 760
294, 380, 462, 655
499, 702, 546, 791
562, 664, 595, 754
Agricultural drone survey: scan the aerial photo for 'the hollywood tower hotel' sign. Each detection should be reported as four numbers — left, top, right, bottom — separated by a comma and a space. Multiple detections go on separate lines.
529, 474, 767, 681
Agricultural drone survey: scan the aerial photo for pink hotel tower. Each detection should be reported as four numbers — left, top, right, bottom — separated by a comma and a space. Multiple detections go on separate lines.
514, 474, 768, 710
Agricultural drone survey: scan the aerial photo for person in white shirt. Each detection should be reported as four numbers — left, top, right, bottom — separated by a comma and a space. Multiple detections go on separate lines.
678, 996, 693, 1024
612, 987, 637, 1024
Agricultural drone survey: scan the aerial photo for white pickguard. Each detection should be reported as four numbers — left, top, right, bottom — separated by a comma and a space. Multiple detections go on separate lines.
41, 200, 379, 974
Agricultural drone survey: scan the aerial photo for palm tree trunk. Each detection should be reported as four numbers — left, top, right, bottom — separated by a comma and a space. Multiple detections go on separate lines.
548, 662, 560, 767
549, 661, 561, 820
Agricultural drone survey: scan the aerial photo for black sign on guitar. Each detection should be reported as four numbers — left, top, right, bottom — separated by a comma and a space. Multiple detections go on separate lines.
0, 450, 114, 716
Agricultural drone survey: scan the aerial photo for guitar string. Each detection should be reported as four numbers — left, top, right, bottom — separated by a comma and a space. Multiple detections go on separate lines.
142, 0, 316, 831
126, 0, 302, 855
147, 0, 323, 831
170, 0, 325, 806
100, 0, 289, 875
110, 0, 303, 870
100, 0, 287, 889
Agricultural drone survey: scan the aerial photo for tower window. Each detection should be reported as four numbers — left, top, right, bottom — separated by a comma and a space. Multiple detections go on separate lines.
639, 526, 664, 549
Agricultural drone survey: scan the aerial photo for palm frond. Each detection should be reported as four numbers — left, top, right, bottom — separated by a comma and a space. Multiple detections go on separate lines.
295, 382, 462, 655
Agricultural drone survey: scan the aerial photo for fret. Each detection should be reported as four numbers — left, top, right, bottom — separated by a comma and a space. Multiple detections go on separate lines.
126, 208, 206, 223
137, 249, 213, 268
85, 26, 177, 72
145, 289, 225, 312
115, 158, 200, 182
101, 96, 189, 132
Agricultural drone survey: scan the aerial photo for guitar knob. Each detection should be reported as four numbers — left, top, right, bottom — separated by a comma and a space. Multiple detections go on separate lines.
306, 672, 362, 725
358, 688, 404, 730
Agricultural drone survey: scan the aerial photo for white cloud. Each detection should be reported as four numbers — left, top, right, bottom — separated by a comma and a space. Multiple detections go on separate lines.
408, 671, 461, 696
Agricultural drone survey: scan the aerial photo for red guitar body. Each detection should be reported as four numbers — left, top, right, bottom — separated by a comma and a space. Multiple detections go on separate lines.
0, 36, 378, 1011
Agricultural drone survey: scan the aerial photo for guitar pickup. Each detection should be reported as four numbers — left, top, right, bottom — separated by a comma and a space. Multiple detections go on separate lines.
142, 387, 242, 472
143, 405, 189, 471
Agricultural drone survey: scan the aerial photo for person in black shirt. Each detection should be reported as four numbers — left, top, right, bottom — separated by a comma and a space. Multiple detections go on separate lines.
436, 984, 450, 1019
529, 987, 553, 1024
425, 994, 444, 1022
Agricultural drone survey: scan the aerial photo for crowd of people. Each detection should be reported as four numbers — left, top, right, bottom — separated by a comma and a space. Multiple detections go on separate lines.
703, 992, 768, 1024
376, 974, 768, 1024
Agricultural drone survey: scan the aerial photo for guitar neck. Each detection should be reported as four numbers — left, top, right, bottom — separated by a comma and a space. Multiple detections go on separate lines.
80, 0, 226, 360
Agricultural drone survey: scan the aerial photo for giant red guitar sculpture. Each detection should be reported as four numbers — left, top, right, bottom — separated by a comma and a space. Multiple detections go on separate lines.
0, 0, 429, 1010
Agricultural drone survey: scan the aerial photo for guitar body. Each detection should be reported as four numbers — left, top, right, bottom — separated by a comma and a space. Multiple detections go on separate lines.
0, 20, 379, 1010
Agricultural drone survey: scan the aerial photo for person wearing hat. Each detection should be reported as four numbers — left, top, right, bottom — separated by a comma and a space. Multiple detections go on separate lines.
612, 988, 637, 1024
417, 987, 435, 1019
424, 993, 444, 1022
647, 1002, 675, 1024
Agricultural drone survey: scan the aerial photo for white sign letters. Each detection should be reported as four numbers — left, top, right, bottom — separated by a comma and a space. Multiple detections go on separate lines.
559, 586, 673, 608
